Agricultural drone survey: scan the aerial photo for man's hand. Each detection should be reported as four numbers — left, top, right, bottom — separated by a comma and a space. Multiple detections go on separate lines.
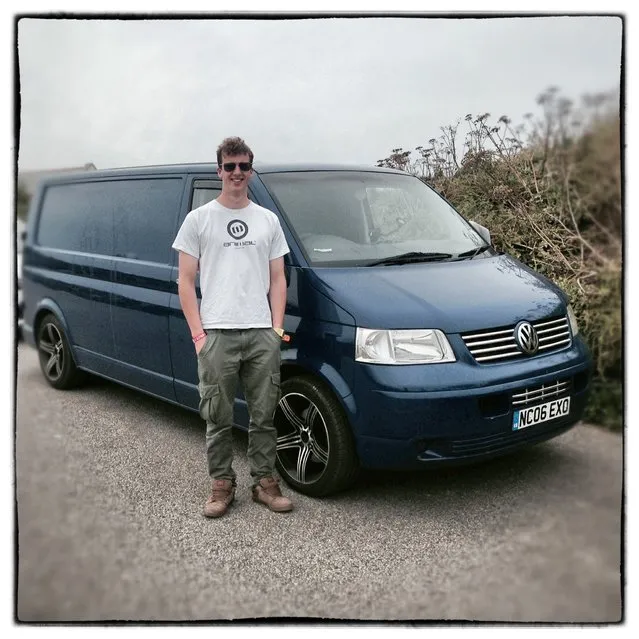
194, 336, 207, 354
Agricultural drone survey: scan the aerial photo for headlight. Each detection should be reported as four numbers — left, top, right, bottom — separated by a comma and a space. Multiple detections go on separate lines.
567, 304, 579, 337
355, 328, 456, 364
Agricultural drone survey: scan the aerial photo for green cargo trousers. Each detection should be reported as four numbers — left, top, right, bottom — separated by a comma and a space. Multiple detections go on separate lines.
197, 328, 281, 487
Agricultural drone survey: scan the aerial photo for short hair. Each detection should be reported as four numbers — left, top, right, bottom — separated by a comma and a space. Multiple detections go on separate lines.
216, 137, 254, 165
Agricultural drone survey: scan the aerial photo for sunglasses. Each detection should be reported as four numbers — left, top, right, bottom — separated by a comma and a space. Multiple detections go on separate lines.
220, 162, 253, 172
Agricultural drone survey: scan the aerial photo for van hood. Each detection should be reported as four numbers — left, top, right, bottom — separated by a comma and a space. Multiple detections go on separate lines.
308, 254, 566, 333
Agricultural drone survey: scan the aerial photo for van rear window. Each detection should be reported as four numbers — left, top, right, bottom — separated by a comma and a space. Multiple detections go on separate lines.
36, 178, 183, 263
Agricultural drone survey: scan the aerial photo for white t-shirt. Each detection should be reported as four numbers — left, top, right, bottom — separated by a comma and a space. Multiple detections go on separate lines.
172, 199, 289, 328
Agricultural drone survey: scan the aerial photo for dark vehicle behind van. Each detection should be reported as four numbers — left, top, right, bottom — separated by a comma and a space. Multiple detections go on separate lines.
22, 163, 592, 496
16, 218, 26, 340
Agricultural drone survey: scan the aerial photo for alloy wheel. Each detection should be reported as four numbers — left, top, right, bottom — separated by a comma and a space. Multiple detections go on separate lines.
275, 392, 331, 485
38, 322, 65, 382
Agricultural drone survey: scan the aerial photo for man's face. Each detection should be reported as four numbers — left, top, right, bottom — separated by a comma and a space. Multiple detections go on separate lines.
217, 153, 253, 194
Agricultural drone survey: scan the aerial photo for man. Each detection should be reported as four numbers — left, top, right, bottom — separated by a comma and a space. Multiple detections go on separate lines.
172, 136, 293, 518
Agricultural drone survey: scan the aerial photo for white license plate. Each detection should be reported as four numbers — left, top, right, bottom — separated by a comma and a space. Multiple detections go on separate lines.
512, 396, 571, 431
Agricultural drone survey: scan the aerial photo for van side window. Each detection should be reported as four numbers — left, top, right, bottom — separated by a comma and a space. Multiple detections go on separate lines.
112, 178, 183, 264
36, 178, 183, 264
190, 179, 257, 211
192, 180, 222, 209
37, 182, 114, 255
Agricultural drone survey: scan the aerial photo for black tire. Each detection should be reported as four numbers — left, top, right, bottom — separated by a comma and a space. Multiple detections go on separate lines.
36, 313, 86, 390
274, 375, 359, 497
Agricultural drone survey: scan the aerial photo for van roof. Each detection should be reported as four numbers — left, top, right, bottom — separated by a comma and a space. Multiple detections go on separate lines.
37, 162, 407, 183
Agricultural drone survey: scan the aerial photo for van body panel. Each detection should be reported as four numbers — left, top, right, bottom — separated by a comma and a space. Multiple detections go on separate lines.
23, 246, 116, 366
307, 254, 566, 332
280, 328, 357, 403
106, 170, 186, 400
24, 295, 69, 347
281, 265, 357, 400
295, 268, 358, 326
111, 259, 177, 400
169, 281, 200, 410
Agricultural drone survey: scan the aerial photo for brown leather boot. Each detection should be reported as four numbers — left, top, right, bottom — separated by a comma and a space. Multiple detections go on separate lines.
252, 477, 293, 512
203, 479, 235, 518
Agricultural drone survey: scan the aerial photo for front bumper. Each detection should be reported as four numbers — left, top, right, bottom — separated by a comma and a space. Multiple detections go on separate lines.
350, 338, 592, 470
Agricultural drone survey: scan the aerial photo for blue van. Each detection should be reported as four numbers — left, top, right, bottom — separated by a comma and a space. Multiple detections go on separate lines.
22, 163, 592, 496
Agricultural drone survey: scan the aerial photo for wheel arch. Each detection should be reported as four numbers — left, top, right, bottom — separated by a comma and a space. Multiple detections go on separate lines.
32, 299, 79, 364
280, 358, 357, 424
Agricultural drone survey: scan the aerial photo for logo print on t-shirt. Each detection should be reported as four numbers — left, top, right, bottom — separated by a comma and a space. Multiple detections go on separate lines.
227, 219, 249, 240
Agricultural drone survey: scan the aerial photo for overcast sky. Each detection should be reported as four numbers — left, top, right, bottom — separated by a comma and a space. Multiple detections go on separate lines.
15, 14, 622, 172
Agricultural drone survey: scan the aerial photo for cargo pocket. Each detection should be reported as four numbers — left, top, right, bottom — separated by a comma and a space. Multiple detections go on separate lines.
269, 373, 281, 408
198, 383, 220, 423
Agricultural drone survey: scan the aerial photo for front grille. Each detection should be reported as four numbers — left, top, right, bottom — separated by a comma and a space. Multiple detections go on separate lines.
461, 316, 571, 364
511, 378, 571, 407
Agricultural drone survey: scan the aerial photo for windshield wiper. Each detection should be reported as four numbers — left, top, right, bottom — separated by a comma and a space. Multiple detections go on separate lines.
455, 244, 491, 260
366, 251, 454, 267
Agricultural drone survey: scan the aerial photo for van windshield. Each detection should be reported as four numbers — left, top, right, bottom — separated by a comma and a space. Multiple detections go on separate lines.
261, 171, 486, 267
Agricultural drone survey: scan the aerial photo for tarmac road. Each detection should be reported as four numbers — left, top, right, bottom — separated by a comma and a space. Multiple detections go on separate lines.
15, 344, 623, 623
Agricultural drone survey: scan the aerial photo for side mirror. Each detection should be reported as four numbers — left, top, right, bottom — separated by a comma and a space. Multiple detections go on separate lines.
470, 220, 491, 245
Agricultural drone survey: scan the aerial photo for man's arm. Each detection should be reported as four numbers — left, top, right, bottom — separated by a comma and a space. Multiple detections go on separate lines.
177, 251, 206, 352
268, 256, 287, 331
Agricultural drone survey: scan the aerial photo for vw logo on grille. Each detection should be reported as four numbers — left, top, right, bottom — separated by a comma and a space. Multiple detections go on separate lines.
515, 321, 539, 355
227, 219, 248, 240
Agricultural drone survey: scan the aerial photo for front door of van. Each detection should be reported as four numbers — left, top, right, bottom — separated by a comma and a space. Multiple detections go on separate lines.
110, 176, 185, 402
